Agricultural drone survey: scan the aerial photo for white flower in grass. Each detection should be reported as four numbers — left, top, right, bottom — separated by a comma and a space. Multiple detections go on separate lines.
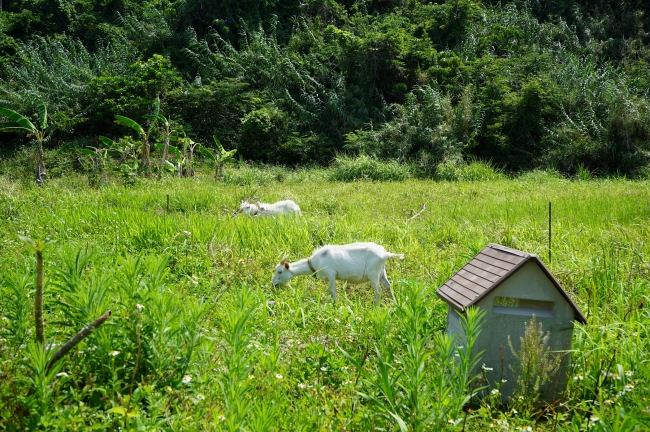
501, 379, 507, 383
491, 389, 500, 395
182, 375, 192, 384
165, 386, 172, 392
109, 350, 120, 357
196, 393, 205, 401
136, 303, 144, 310
448, 419, 455, 424
275, 373, 283, 379
604, 399, 614, 404
56, 372, 69, 377
573, 373, 584, 381
218, 414, 226, 422
297, 383, 307, 389
625, 370, 634, 377
624, 384, 635, 392
320, 367, 328, 372
248, 374, 255, 380
590, 416, 600, 422
183, 231, 191, 237
511, 409, 518, 414
481, 364, 493, 371
342, 381, 352, 386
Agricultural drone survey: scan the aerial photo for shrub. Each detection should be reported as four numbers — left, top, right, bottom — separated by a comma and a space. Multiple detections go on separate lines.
328, 154, 411, 182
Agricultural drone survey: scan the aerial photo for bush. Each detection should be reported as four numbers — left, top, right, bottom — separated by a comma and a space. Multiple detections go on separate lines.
430, 157, 503, 181
328, 154, 411, 182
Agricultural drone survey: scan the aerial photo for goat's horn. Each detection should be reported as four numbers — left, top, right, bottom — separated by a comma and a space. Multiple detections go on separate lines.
280, 254, 290, 265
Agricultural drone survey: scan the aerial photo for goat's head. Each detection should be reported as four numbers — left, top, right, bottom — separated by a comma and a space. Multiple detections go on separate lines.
272, 254, 292, 287
237, 200, 259, 215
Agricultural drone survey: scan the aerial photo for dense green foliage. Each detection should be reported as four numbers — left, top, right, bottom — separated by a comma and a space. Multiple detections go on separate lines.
1, 169, 650, 430
1, 0, 650, 175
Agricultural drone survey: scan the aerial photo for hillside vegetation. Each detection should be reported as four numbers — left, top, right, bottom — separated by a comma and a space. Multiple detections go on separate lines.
1, 0, 650, 176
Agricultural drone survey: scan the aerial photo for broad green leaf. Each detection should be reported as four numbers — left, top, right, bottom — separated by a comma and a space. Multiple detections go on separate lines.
77, 148, 96, 156
198, 144, 216, 161
18, 235, 37, 248
115, 115, 145, 136
37, 100, 47, 130
0, 107, 36, 131
222, 149, 237, 160
169, 145, 181, 160
0, 121, 31, 133
98, 136, 115, 147
108, 406, 126, 416
164, 160, 177, 171
212, 135, 225, 152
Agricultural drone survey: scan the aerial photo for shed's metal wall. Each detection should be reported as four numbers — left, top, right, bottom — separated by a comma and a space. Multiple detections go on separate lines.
446, 261, 576, 403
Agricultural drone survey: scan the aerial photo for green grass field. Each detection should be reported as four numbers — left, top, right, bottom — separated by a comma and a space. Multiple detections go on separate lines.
1, 168, 649, 431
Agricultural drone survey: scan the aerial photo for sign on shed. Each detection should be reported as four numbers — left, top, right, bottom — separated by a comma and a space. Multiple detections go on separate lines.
436, 243, 586, 402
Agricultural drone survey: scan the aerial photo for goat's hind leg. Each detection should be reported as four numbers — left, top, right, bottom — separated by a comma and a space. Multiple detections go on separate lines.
370, 276, 383, 305
380, 269, 395, 300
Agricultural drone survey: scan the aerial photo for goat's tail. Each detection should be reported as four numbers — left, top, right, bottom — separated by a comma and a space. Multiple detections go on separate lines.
388, 253, 405, 260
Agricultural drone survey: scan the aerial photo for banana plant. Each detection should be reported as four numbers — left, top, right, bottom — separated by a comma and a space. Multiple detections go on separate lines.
115, 97, 161, 178
199, 135, 237, 181
0, 101, 84, 184
146, 111, 176, 179
77, 138, 115, 186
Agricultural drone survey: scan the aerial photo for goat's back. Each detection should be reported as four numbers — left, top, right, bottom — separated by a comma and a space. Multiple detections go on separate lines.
313, 242, 394, 265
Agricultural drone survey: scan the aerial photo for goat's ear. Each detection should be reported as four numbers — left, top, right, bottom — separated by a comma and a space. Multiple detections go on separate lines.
280, 254, 290, 265
284, 262, 290, 269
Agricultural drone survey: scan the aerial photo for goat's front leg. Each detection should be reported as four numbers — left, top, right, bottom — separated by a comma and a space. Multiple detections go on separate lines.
328, 279, 337, 302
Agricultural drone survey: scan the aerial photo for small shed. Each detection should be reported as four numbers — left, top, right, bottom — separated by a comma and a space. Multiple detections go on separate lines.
436, 243, 586, 402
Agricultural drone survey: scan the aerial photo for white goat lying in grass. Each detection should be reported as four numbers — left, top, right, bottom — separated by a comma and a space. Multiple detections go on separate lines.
237, 199, 302, 216
272, 242, 404, 304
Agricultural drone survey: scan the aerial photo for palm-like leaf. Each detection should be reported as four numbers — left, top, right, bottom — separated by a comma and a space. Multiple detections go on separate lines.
115, 115, 145, 137
0, 107, 36, 132
37, 99, 48, 130
98, 136, 115, 147
212, 135, 225, 152
198, 144, 216, 161
77, 148, 97, 157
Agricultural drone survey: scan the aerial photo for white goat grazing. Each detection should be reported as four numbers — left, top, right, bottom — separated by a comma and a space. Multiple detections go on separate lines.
237, 199, 302, 216
272, 242, 404, 304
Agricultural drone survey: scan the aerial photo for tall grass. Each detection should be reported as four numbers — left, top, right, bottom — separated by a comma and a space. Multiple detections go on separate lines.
0, 170, 649, 429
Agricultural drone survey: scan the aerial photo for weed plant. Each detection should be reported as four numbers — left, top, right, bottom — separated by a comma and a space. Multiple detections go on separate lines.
0, 167, 649, 430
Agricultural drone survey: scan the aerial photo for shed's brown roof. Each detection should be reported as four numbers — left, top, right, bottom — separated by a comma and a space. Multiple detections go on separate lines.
436, 244, 586, 324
